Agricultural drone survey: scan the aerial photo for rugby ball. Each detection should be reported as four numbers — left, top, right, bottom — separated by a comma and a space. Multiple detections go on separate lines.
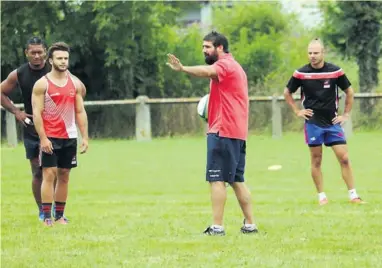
197, 94, 209, 121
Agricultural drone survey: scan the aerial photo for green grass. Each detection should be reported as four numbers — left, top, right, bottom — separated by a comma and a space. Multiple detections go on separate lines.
1, 132, 382, 268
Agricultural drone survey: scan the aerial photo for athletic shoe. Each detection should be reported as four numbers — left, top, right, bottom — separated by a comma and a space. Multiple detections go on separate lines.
350, 197, 366, 204
241, 219, 258, 234
203, 226, 225, 236
43, 218, 53, 227
319, 198, 329, 206
55, 217, 69, 225
39, 209, 44, 221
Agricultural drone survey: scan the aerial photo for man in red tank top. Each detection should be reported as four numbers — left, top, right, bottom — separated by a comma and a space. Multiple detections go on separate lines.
167, 31, 258, 235
32, 42, 89, 226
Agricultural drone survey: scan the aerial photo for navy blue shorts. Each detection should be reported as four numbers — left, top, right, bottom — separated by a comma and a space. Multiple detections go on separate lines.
23, 131, 40, 160
304, 123, 346, 147
206, 133, 246, 183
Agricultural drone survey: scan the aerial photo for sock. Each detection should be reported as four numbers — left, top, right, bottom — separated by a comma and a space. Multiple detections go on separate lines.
42, 203, 52, 219
54, 201, 66, 220
348, 189, 358, 200
211, 224, 224, 230
318, 192, 327, 201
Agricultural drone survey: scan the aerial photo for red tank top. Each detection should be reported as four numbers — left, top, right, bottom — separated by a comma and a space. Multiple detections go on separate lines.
42, 73, 77, 139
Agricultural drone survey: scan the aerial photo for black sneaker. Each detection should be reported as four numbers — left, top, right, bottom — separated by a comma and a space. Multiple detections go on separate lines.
203, 226, 226, 236
241, 219, 258, 234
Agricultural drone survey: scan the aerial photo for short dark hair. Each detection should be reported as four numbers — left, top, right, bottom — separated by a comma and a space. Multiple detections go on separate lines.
203, 31, 229, 53
47, 42, 70, 59
26, 36, 46, 50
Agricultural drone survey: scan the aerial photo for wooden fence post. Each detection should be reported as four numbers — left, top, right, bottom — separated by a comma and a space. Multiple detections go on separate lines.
272, 95, 282, 139
6, 111, 18, 147
135, 96, 152, 141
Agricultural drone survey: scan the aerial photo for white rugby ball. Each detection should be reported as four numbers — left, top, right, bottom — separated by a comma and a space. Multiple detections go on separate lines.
197, 94, 209, 121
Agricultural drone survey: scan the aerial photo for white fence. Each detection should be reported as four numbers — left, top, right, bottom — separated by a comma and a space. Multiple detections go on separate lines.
1, 93, 382, 147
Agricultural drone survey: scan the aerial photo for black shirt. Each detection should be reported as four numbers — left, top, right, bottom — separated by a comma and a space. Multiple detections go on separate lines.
16, 62, 51, 137
286, 62, 351, 127
17, 62, 51, 115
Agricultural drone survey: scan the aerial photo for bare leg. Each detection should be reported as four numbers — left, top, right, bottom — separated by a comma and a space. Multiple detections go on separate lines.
231, 182, 254, 224
309, 146, 324, 193
210, 181, 227, 226
55, 168, 70, 202
53, 168, 71, 221
41, 167, 57, 204
331, 144, 355, 190
41, 167, 57, 222
54, 177, 58, 191
29, 158, 42, 210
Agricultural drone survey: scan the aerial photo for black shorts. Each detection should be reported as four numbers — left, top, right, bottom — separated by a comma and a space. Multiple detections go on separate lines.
39, 138, 77, 169
23, 131, 40, 160
206, 133, 246, 184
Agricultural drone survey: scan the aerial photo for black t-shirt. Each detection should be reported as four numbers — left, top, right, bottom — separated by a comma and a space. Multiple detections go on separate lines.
286, 62, 351, 127
16, 62, 51, 137
17, 62, 51, 115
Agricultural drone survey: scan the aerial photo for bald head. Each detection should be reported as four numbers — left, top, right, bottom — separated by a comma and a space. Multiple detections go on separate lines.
308, 38, 325, 52
308, 38, 325, 68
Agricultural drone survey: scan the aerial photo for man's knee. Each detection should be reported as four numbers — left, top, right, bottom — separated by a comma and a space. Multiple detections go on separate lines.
58, 168, 71, 184
210, 181, 225, 187
30, 159, 42, 180
339, 153, 350, 166
43, 168, 57, 182
232, 182, 251, 201
209, 181, 227, 193
311, 153, 322, 168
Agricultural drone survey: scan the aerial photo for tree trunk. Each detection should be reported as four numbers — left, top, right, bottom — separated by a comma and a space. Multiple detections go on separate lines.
357, 52, 375, 115
356, 16, 381, 115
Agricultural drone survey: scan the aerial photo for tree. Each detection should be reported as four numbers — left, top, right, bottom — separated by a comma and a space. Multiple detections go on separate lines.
0, 1, 106, 100
1, 1, 181, 99
1, 1, 60, 98
320, 1, 382, 114
92, 1, 180, 98
0, 1, 319, 100
212, 2, 288, 94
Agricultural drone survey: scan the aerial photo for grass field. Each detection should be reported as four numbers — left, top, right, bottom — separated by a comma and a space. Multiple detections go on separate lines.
1, 132, 382, 268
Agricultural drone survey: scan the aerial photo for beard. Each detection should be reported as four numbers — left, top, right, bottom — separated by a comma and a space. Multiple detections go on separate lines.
28, 57, 43, 68
52, 62, 67, 72
310, 58, 323, 65
204, 53, 218, 65
31, 63, 42, 68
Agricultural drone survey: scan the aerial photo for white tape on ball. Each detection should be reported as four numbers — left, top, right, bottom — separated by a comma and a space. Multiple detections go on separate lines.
24, 118, 32, 125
